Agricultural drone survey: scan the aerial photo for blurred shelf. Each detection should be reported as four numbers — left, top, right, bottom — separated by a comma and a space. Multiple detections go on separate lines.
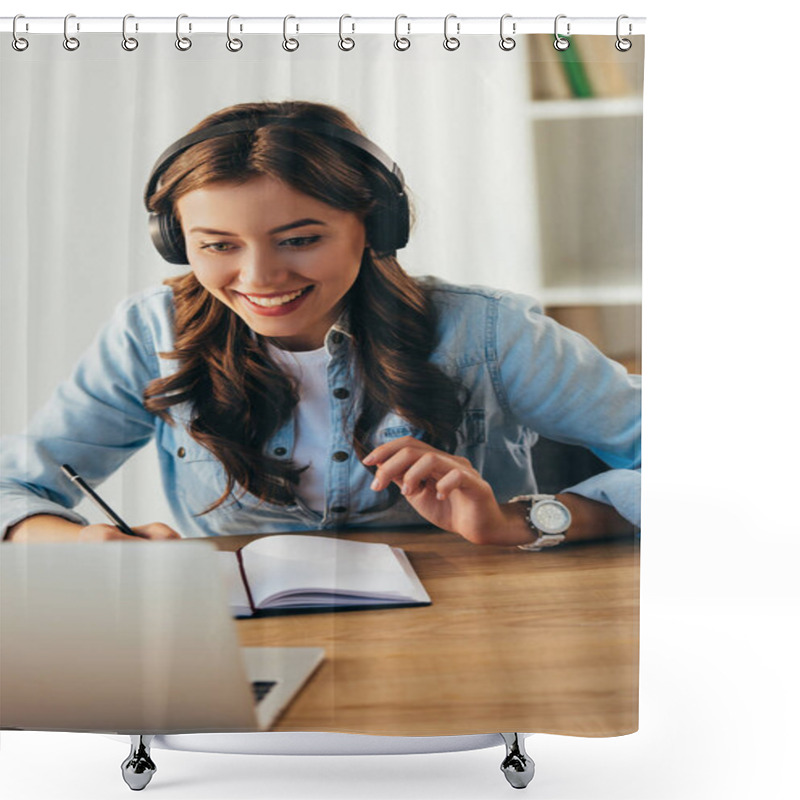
528, 97, 644, 121
540, 285, 642, 307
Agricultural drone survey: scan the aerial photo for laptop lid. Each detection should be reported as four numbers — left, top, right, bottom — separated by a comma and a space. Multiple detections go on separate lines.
0, 541, 259, 734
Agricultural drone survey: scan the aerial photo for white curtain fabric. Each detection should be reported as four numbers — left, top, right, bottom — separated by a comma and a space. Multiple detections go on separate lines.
0, 33, 538, 525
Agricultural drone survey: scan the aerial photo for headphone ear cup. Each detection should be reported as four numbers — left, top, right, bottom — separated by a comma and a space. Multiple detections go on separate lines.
366, 189, 410, 257
148, 211, 188, 265
393, 191, 410, 252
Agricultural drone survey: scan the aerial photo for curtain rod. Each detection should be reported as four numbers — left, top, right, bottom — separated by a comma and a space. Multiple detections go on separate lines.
1, 16, 646, 36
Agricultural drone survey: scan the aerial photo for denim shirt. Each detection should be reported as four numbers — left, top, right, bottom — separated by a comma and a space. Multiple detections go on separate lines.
0, 277, 641, 538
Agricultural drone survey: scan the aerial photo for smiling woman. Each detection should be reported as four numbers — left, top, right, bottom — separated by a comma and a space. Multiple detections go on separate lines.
177, 176, 366, 351
1, 100, 640, 547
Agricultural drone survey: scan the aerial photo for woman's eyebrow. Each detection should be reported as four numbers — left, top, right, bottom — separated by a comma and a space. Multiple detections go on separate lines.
188, 227, 236, 235
188, 219, 327, 236
269, 218, 327, 234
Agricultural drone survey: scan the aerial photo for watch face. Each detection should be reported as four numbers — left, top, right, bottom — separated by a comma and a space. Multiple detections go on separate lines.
531, 500, 571, 534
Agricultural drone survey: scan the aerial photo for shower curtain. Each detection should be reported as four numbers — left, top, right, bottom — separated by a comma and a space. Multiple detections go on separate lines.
0, 12, 643, 768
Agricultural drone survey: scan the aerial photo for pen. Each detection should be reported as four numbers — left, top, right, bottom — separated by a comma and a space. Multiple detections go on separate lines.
60, 463, 147, 539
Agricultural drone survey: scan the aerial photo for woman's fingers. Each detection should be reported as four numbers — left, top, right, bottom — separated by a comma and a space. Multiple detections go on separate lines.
364, 438, 506, 542
399, 452, 445, 496
78, 522, 181, 541
370, 447, 459, 495
79, 524, 139, 542
132, 522, 182, 540
363, 435, 427, 468
367, 438, 483, 499
434, 468, 466, 500
369, 444, 428, 492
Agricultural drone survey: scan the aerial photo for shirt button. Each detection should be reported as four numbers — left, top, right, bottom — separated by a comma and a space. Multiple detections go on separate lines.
333, 388, 350, 399
331, 505, 348, 514
176, 447, 186, 459
332, 451, 349, 462
274, 447, 287, 457
330, 331, 344, 345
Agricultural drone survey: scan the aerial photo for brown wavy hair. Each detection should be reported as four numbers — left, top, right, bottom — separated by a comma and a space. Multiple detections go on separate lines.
143, 101, 467, 513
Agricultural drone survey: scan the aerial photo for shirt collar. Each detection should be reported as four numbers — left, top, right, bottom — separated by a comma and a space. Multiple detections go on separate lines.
246, 306, 355, 353
323, 306, 354, 356
329, 305, 353, 339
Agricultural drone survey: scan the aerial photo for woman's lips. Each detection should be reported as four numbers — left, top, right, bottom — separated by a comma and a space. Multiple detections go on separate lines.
236, 285, 314, 316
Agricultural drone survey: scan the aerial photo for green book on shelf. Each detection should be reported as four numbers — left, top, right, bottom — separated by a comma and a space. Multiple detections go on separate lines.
556, 37, 594, 98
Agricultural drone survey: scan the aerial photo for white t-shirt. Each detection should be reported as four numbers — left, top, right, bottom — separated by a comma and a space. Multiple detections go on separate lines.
266, 343, 332, 513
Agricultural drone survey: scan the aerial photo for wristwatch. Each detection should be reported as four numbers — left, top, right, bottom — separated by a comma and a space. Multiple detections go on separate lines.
509, 494, 572, 551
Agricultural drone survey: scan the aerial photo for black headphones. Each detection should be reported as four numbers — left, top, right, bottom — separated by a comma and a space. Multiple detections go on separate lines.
144, 115, 411, 264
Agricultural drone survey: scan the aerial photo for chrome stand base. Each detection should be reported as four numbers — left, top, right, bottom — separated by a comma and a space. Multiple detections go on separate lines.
500, 733, 535, 789
121, 735, 156, 791
117, 733, 530, 790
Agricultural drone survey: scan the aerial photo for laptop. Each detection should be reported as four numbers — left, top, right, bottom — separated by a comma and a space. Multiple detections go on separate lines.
0, 541, 324, 734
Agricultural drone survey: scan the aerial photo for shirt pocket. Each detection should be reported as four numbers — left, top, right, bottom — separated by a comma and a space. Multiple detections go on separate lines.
160, 424, 217, 463
456, 408, 487, 468
159, 424, 236, 520
160, 423, 313, 527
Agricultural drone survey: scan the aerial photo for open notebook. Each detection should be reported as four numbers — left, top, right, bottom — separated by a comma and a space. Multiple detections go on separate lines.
0, 541, 323, 734
218, 534, 431, 617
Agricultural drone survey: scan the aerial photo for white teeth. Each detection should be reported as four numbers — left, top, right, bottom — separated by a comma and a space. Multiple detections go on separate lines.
244, 288, 308, 307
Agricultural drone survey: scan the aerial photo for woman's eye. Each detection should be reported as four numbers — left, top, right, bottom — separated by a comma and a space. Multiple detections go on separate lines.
199, 242, 236, 253
280, 235, 321, 248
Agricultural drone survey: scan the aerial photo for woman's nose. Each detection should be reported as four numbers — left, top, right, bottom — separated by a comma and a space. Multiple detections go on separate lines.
240, 247, 289, 286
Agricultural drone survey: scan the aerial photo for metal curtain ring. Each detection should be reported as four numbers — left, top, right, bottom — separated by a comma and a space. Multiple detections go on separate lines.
338, 15, 355, 51
394, 15, 410, 51
122, 14, 139, 51
553, 14, 570, 51
443, 14, 460, 51
227, 15, 243, 51
283, 15, 299, 51
63, 13, 80, 51
12, 15, 29, 51
616, 15, 633, 51
175, 14, 192, 50
499, 14, 516, 51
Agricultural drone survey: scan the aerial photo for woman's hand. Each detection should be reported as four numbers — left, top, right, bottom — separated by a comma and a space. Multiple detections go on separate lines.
5, 515, 181, 543
363, 438, 637, 547
78, 522, 182, 542
363, 437, 515, 545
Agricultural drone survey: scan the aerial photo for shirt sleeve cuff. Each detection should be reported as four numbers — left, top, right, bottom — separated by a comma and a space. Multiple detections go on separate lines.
560, 469, 641, 528
1, 497, 90, 540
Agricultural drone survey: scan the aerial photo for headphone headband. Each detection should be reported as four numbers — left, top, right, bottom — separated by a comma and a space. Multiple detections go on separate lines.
144, 115, 406, 208
144, 114, 410, 263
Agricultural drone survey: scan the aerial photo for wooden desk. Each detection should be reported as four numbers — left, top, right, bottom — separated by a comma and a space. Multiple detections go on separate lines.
214, 528, 639, 737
